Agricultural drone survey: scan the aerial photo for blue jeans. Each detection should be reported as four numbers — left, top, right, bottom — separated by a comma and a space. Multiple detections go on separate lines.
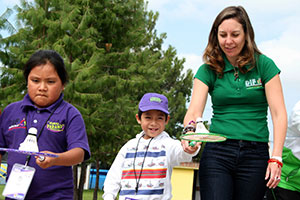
199, 139, 269, 200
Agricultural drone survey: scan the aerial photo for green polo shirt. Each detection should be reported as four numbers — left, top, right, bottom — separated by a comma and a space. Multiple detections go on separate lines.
195, 54, 280, 142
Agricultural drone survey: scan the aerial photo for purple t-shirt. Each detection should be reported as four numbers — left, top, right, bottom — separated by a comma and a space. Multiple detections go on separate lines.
0, 94, 91, 200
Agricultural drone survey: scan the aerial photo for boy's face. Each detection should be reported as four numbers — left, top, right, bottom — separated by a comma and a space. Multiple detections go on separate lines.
136, 110, 170, 139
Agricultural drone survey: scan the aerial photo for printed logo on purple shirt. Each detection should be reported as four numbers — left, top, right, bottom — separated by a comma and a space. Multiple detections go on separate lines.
47, 121, 65, 132
8, 118, 26, 131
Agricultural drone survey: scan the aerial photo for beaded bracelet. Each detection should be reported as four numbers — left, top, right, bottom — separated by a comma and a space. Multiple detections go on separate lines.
182, 125, 196, 134
182, 120, 197, 134
268, 158, 283, 168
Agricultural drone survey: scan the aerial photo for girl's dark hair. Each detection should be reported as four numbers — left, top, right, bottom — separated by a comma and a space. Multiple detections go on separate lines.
203, 6, 261, 77
138, 109, 168, 121
24, 50, 68, 84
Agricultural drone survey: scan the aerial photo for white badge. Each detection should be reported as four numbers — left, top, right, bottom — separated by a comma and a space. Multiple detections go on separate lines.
3, 163, 35, 200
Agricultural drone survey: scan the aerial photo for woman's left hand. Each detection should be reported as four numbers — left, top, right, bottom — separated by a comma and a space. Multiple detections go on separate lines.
265, 162, 282, 188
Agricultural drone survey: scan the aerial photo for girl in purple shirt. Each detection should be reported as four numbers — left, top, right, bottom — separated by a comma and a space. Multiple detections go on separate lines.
0, 50, 90, 200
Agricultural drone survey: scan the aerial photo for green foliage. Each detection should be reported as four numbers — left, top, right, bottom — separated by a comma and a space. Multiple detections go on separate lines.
0, 0, 193, 169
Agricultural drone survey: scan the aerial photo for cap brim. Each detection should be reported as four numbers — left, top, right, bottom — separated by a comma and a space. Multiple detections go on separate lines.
140, 106, 169, 115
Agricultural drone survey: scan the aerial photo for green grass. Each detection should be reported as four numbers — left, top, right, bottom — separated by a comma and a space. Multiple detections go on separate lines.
83, 189, 104, 200
0, 184, 104, 200
0, 185, 4, 200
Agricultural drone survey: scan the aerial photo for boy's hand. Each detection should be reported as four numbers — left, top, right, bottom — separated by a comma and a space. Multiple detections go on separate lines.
181, 139, 201, 154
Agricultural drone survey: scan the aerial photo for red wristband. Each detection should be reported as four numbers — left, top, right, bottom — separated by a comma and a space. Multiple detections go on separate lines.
268, 158, 283, 168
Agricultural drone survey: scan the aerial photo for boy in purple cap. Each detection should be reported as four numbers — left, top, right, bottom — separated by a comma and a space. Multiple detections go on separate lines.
103, 93, 200, 200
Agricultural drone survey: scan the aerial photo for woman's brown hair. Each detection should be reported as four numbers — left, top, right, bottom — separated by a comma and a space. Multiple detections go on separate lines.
203, 6, 261, 78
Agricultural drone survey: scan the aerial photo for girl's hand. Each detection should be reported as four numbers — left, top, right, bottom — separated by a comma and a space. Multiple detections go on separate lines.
35, 151, 58, 169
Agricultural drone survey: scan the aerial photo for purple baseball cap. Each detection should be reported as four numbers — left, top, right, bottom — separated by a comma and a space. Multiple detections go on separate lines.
139, 93, 169, 114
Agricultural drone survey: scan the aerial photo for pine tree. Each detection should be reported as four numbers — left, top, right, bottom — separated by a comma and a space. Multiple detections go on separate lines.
0, 0, 193, 199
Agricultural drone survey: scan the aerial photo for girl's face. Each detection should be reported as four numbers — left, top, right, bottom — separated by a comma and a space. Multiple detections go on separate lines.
27, 62, 64, 108
136, 110, 170, 139
217, 18, 246, 66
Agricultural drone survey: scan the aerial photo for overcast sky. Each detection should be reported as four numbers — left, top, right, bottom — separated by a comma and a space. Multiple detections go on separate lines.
1, 0, 300, 140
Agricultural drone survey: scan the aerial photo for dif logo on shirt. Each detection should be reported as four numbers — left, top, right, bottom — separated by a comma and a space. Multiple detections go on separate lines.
245, 78, 262, 89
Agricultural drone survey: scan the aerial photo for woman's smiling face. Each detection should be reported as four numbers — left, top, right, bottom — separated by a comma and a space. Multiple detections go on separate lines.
218, 18, 245, 65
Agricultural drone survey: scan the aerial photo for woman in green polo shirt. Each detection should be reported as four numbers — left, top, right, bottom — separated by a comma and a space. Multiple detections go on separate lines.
183, 6, 287, 200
